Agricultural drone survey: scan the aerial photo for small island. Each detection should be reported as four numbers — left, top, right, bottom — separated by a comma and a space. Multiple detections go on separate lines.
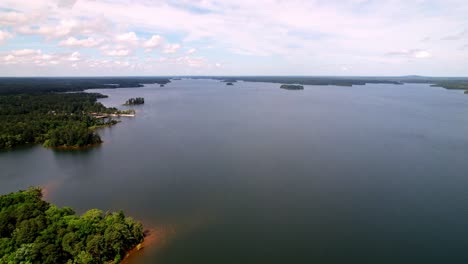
124, 97, 145, 105
0, 187, 144, 264
160, 84, 165, 87
464, 90, 468, 94
280, 84, 304, 90
226, 82, 234, 86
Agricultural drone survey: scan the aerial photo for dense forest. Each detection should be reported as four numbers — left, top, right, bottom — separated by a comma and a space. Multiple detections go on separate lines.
0, 188, 144, 264
0, 77, 170, 95
124, 97, 144, 105
0, 93, 120, 149
0, 77, 168, 150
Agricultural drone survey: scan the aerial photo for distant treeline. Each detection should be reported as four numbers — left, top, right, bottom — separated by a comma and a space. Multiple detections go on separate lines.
189, 76, 468, 90
0, 93, 119, 149
0, 187, 143, 264
0, 77, 170, 95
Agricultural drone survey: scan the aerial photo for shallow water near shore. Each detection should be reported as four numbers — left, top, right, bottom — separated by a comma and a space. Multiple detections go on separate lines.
2, 79, 468, 263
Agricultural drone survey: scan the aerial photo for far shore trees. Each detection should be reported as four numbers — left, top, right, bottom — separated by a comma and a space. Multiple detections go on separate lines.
124, 97, 145, 105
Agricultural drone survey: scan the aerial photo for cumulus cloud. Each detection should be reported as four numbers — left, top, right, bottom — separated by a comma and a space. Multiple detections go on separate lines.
105, 49, 131, 57
0, 49, 83, 67
0, 30, 13, 44
163, 43, 181, 54
11, 49, 41, 56
59, 37, 102, 48
3, 54, 15, 62
68, 51, 81, 61
0, 11, 31, 26
15, 17, 110, 39
176, 56, 204, 67
385, 49, 432, 59
116, 32, 139, 45
143, 35, 162, 50
186, 48, 196, 54
17, 20, 78, 38
1, 0, 467, 75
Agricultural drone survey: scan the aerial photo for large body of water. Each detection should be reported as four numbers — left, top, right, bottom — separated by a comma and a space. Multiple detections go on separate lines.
1, 79, 468, 263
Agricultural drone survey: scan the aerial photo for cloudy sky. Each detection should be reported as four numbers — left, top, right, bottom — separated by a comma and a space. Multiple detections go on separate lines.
0, 0, 467, 76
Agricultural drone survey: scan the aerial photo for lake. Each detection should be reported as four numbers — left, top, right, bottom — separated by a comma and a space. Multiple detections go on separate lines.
1, 79, 468, 263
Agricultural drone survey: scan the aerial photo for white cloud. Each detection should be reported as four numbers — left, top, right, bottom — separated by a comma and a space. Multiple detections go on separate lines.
11, 49, 41, 56
68, 51, 81, 61
386, 49, 432, 59
15, 17, 110, 39
163, 43, 181, 54
105, 49, 131, 57
0, 11, 33, 26
143, 35, 162, 50
59, 37, 102, 48
0, 49, 84, 67
17, 19, 78, 38
4, 54, 15, 62
0, 30, 13, 45
116, 32, 139, 45
1, 0, 467, 75
412, 50, 432, 59
187, 48, 196, 54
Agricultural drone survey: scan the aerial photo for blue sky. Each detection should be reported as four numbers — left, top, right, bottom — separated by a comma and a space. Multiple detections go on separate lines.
0, 0, 467, 76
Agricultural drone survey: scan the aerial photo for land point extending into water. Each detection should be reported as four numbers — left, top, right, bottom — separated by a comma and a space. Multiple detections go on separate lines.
0, 187, 145, 264
0, 92, 136, 150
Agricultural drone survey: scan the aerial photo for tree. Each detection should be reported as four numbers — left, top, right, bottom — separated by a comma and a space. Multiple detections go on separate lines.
0, 188, 144, 264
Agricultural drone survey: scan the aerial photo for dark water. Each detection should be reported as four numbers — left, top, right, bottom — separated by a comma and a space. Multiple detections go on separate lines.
2, 79, 468, 263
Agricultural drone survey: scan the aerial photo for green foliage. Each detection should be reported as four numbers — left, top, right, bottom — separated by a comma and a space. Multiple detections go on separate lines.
123, 97, 144, 105
0, 188, 144, 264
280, 84, 304, 90
0, 77, 170, 95
432, 82, 468, 90
206, 76, 468, 89
0, 93, 119, 150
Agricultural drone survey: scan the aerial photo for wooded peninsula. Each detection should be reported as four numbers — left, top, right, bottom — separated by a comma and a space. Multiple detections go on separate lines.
0, 78, 169, 150
0, 93, 123, 149
0, 188, 144, 264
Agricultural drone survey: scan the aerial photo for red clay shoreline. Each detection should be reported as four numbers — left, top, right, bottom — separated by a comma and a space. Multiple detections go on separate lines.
122, 228, 159, 264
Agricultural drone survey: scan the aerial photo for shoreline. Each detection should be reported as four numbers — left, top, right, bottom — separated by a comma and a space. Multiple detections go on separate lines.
122, 228, 160, 264
46, 142, 103, 151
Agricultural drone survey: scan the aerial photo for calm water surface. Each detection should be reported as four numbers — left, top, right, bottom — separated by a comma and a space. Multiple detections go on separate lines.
1, 79, 468, 263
